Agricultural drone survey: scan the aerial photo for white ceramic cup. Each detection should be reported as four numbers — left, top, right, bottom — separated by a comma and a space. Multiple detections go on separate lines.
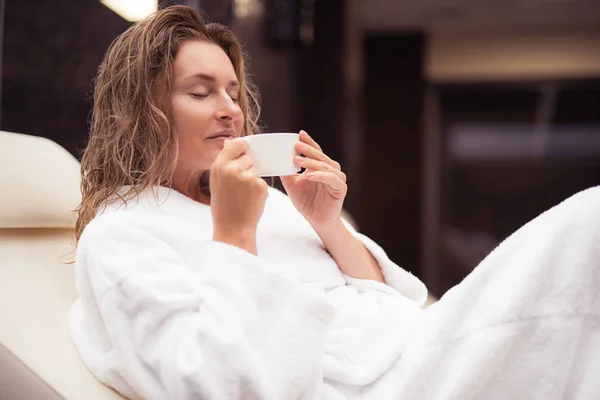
242, 133, 301, 177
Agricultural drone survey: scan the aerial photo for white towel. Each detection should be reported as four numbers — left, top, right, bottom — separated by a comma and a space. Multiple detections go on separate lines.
369, 186, 600, 400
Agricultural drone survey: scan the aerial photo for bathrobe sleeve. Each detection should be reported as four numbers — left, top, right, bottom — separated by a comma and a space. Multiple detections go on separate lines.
76, 217, 334, 400
340, 218, 429, 306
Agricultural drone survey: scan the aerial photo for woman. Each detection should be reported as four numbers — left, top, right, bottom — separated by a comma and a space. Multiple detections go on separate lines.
70, 5, 600, 400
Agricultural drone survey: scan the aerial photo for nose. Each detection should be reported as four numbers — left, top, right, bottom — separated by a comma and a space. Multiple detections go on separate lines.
215, 95, 242, 122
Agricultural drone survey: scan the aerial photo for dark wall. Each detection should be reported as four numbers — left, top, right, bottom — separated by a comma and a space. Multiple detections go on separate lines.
292, 7, 427, 277
360, 33, 426, 276
234, 16, 298, 133
1, 0, 131, 158
295, 0, 345, 166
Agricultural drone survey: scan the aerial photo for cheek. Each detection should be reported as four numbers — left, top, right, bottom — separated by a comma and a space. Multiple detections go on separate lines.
172, 99, 212, 162
173, 100, 210, 131
236, 112, 246, 132
173, 100, 210, 145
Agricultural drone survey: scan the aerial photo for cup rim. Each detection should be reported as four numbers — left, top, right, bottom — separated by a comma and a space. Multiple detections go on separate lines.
244, 132, 299, 139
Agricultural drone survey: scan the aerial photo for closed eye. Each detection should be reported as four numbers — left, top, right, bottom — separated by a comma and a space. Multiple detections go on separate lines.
190, 93, 208, 99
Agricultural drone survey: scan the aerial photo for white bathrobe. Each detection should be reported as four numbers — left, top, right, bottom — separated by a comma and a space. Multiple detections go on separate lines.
70, 185, 600, 400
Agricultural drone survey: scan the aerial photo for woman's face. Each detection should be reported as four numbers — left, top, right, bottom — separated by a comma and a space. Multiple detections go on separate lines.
170, 40, 244, 188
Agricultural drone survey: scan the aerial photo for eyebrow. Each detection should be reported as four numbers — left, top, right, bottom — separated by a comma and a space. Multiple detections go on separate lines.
183, 73, 240, 88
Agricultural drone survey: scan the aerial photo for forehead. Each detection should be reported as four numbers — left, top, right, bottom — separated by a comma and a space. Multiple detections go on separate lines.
173, 40, 237, 81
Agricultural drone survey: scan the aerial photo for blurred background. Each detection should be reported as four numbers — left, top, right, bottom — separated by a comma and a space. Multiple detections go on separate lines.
1, 0, 599, 298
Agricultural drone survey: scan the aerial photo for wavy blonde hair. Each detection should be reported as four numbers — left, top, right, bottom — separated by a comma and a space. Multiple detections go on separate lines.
75, 5, 260, 243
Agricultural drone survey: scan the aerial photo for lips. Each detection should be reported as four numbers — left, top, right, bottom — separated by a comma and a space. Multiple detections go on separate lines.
207, 129, 235, 140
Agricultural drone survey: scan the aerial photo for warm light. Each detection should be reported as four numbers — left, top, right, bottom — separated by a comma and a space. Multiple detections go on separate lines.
100, 0, 158, 22
235, 0, 262, 18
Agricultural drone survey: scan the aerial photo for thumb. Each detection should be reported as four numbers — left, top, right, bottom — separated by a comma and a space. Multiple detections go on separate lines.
280, 175, 296, 189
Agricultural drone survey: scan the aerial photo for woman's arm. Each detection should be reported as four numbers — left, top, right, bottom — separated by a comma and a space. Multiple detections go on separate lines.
74, 219, 334, 400
313, 214, 428, 304
315, 218, 385, 283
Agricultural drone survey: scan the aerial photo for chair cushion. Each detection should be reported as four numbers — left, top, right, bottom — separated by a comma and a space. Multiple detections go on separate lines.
0, 131, 81, 229
0, 229, 125, 399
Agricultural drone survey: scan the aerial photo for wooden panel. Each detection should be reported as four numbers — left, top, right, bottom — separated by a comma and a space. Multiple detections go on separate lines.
361, 33, 425, 277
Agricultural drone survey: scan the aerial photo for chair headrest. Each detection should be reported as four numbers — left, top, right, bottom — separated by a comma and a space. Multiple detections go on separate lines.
0, 131, 81, 229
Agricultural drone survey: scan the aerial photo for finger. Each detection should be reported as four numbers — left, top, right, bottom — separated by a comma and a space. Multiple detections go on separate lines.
295, 141, 341, 171
294, 157, 346, 182
279, 174, 293, 185
232, 154, 254, 171
279, 174, 301, 189
305, 171, 347, 194
299, 130, 322, 152
240, 166, 261, 180
218, 138, 248, 161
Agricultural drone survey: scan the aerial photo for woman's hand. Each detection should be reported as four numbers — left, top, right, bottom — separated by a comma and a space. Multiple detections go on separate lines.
282, 132, 384, 283
281, 131, 347, 233
210, 138, 268, 255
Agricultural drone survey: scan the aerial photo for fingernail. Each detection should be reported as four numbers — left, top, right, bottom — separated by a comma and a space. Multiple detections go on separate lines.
305, 172, 315, 178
